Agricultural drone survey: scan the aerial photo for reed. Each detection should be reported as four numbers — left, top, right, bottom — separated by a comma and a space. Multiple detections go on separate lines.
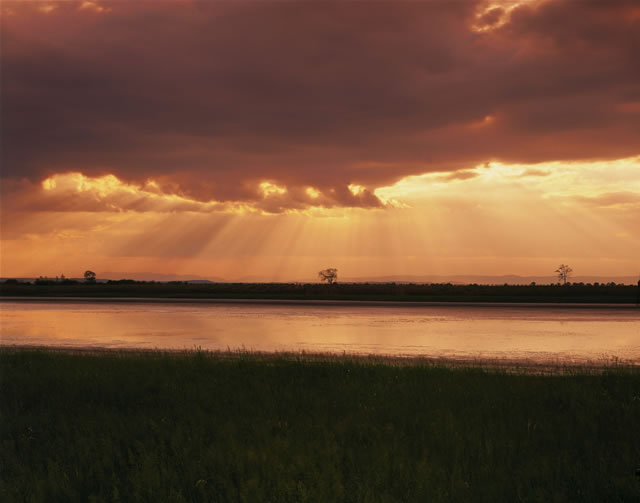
1, 348, 639, 502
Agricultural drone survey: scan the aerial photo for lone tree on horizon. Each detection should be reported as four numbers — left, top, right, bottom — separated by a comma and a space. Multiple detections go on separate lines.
318, 268, 338, 285
84, 270, 97, 283
555, 264, 572, 285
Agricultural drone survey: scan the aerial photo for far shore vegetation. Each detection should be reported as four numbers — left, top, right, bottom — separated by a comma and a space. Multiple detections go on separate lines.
1, 278, 638, 304
1, 348, 639, 501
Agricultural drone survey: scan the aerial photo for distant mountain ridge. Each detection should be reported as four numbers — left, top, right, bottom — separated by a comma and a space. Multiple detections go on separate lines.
230, 273, 639, 285
340, 274, 639, 285
98, 272, 227, 283
3, 273, 637, 285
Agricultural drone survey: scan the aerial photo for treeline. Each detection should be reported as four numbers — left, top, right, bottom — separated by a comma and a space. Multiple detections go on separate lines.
1, 280, 637, 303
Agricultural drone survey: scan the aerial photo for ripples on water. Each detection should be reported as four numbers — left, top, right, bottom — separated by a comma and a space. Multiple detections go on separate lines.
1, 301, 639, 363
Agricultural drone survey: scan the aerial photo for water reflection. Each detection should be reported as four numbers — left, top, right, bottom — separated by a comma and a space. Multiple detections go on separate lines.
1, 301, 639, 363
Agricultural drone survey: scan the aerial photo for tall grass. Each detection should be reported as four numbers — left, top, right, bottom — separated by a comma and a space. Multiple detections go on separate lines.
1, 349, 639, 502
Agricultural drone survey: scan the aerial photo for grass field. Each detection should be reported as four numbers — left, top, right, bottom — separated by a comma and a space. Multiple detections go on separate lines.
1, 349, 639, 502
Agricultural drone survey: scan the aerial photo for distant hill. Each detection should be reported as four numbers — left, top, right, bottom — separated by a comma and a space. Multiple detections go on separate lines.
2, 273, 637, 285
98, 272, 228, 283
0, 273, 228, 284
340, 275, 639, 285
202, 273, 638, 285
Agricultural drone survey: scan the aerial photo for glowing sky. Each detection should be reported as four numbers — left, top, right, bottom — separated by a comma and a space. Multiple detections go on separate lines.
1, 0, 639, 281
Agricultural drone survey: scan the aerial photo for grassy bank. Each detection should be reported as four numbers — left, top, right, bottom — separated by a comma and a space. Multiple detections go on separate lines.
2, 281, 638, 303
1, 350, 639, 502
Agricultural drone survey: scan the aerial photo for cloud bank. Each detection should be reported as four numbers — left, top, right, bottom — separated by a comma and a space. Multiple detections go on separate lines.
2, 0, 639, 209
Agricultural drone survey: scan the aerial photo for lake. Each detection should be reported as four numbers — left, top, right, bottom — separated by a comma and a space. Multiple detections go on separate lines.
1, 300, 639, 363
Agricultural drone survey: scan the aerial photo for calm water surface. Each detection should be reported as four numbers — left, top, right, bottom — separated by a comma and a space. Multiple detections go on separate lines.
1, 301, 639, 363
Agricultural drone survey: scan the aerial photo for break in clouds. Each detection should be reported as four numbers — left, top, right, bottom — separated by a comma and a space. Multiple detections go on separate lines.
2, 0, 639, 210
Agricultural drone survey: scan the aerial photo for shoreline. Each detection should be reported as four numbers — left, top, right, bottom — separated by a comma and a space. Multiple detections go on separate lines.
2, 344, 637, 374
1, 295, 638, 309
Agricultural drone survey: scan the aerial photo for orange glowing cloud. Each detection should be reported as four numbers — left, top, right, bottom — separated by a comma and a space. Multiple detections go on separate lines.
2, 172, 387, 216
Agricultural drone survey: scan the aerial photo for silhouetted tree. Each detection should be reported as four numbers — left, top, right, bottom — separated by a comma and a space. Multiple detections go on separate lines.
318, 268, 338, 285
555, 264, 572, 285
84, 270, 97, 283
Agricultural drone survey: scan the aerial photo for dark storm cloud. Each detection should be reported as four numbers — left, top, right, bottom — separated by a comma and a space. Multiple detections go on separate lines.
2, 0, 639, 208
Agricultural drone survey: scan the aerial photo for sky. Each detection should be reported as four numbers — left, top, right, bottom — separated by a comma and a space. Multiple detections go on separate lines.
1, 0, 639, 282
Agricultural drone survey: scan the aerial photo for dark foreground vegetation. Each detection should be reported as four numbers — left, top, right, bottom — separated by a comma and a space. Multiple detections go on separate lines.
1, 350, 639, 502
2, 281, 638, 303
